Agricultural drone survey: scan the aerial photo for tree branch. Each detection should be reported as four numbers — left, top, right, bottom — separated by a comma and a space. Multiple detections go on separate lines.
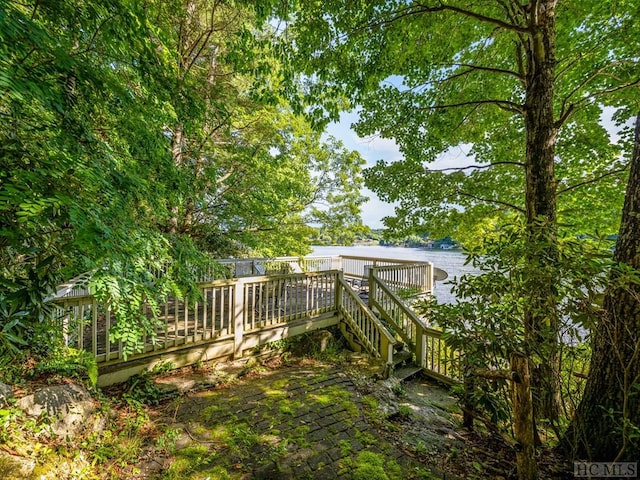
437, 62, 525, 81
354, 1, 529, 36
414, 2, 530, 33
409, 64, 524, 92
456, 189, 525, 213
425, 161, 525, 173
556, 167, 629, 196
555, 42, 602, 82
557, 70, 640, 129
418, 99, 523, 114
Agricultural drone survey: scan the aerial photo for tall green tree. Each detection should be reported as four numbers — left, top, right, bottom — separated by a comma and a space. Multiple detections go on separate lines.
0, 0, 179, 353
145, 0, 367, 257
276, 0, 639, 424
0, 0, 368, 357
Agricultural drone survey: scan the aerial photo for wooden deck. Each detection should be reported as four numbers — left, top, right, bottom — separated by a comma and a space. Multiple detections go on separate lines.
53, 256, 460, 386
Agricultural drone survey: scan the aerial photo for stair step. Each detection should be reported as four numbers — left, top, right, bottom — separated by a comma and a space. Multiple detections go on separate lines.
392, 350, 413, 366
393, 365, 423, 381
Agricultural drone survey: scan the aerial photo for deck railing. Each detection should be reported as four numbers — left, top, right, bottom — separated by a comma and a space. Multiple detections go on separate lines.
372, 263, 432, 296
370, 267, 461, 383
337, 255, 431, 281
54, 271, 339, 364
52, 255, 459, 385
242, 271, 337, 331
216, 256, 336, 277
54, 280, 239, 363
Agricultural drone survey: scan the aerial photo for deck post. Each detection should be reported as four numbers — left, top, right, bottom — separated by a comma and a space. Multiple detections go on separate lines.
367, 267, 375, 309
331, 256, 342, 271
380, 333, 393, 366
336, 271, 343, 314
415, 324, 427, 368
233, 279, 245, 359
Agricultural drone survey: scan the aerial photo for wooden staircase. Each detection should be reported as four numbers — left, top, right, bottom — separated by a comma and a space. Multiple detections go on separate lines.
390, 349, 422, 381
339, 279, 423, 381
334, 268, 460, 385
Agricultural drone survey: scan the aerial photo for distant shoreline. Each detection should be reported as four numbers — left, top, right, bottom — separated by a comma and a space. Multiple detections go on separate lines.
318, 241, 462, 251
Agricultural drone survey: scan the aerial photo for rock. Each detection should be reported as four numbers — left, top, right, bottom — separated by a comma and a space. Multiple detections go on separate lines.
0, 382, 14, 406
16, 383, 95, 438
155, 376, 197, 395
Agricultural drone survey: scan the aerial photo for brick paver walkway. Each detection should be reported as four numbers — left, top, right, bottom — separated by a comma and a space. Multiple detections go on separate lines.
164, 363, 418, 479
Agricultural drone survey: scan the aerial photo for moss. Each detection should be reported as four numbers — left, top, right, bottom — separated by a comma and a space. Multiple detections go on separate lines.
177, 444, 210, 458
361, 394, 379, 410
271, 378, 290, 389
353, 464, 390, 480
196, 465, 234, 479
352, 451, 403, 480
355, 429, 377, 446
290, 425, 310, 446
200, 404, 221, 421
278, 399, 302, 415
338, 439, 352, 456
164, 444, 217, 479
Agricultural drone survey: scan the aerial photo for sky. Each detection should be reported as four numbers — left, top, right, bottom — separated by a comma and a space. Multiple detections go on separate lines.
324, 111, 474, 229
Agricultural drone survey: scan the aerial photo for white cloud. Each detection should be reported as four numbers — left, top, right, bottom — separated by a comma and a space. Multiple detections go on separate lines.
360, 188, 396, 229
430, 143, 475, 170
355, 135, 402, 164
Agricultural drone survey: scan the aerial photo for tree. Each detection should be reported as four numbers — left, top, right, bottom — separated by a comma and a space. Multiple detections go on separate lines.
0, 0, 368, 358
145, 0, 367, 257
565, 113, 640, 461
0, 0, 180, 356
276, 0, 639, 423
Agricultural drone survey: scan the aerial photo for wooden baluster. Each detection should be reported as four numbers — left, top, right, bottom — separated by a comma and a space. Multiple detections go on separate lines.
92, 299, 98, 356
233, 281, 244, 359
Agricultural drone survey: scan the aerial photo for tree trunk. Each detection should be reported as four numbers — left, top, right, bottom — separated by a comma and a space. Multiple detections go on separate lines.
169, 124, 184, 235
565, 112, 640, 461
511, 353, 538, 480
522, 0, 561, 422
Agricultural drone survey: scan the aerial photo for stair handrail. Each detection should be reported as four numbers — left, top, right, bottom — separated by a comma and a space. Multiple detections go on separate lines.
369, 267, 461, 382
337, 275, 398, 366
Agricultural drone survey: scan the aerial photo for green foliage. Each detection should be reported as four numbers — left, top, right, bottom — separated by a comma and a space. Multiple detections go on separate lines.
32, 347, 98, 387
123, 371, 166, 406
416, 219, 612, 428
0, 0, 368, 360
352, 450, 402, 480
276, 1, 638, 240
0, 254, 61, 360
280, 326, 345, 360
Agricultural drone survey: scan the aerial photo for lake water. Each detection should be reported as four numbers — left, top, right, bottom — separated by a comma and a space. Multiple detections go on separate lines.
310, 245, 474, 304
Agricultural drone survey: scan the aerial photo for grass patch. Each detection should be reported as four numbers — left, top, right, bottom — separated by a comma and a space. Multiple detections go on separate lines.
163, 444, 217, 479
